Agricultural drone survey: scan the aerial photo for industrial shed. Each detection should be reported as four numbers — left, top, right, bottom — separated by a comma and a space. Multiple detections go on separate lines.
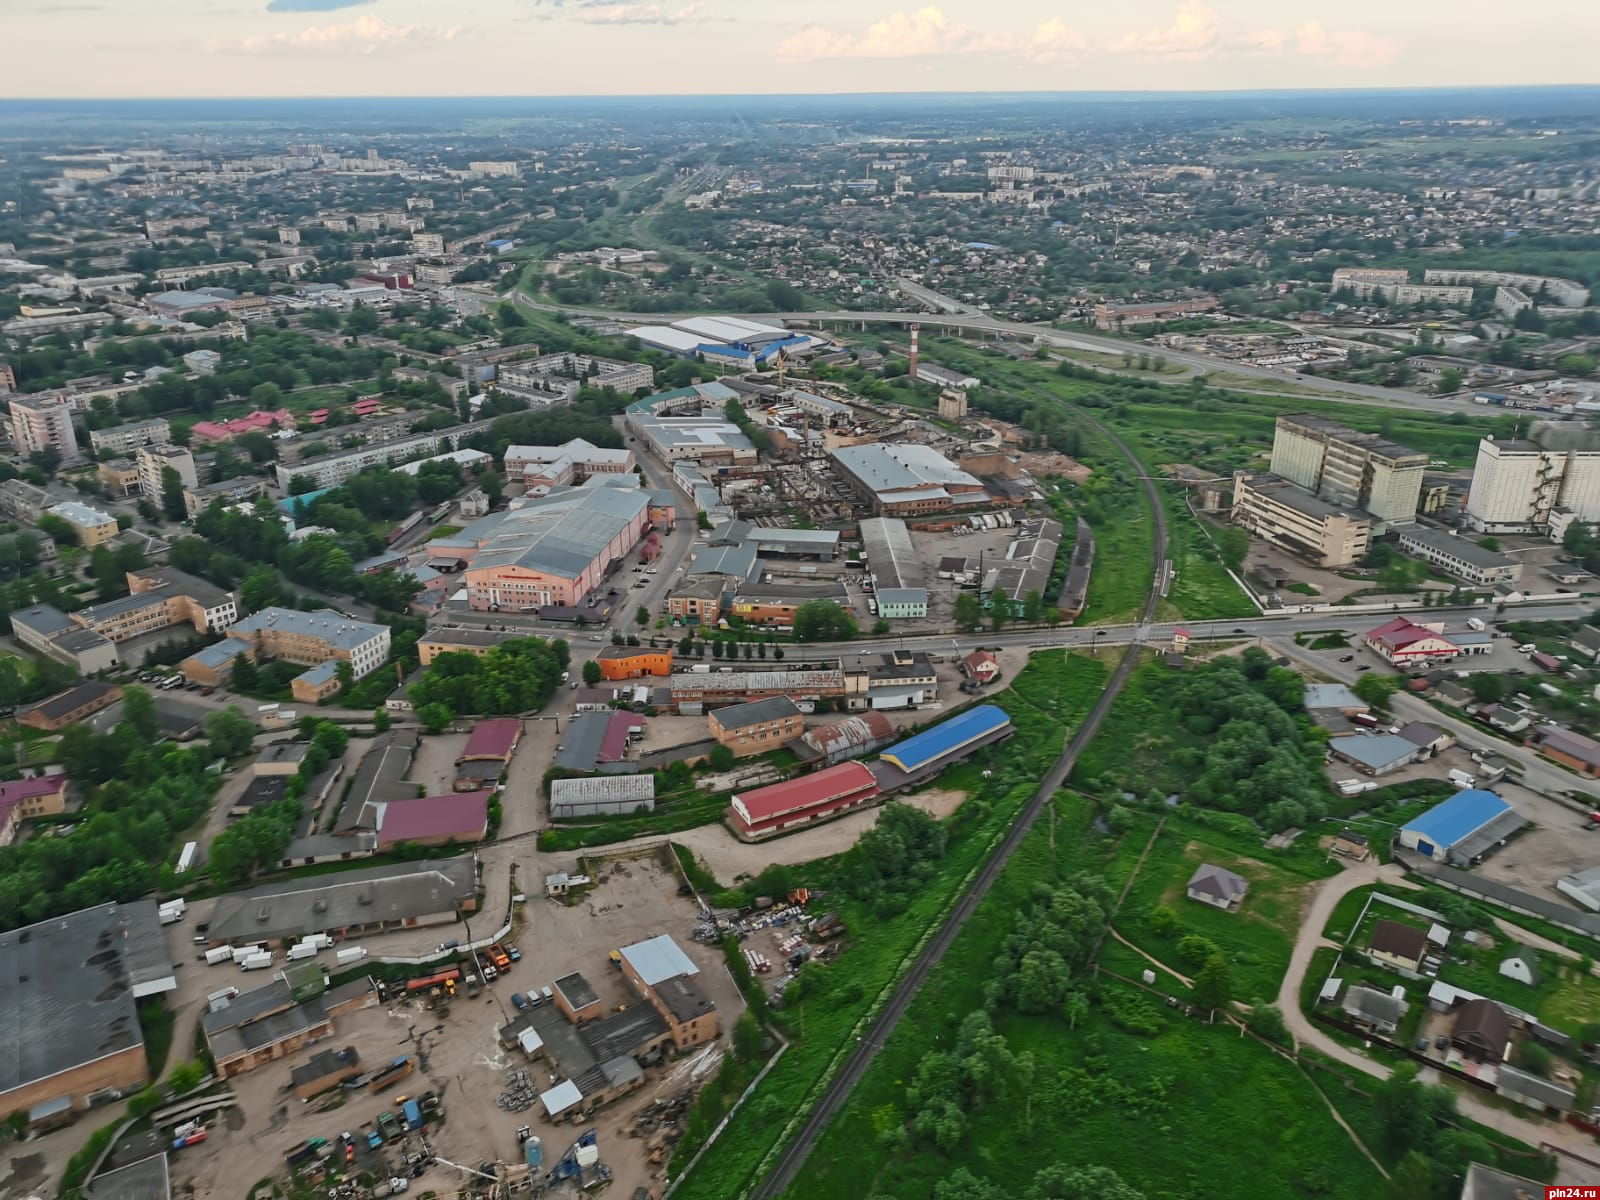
550, 775, 657, 819
1398, 789, 1525, 867
875, 705, 1013, 784
727, 762, 881, 840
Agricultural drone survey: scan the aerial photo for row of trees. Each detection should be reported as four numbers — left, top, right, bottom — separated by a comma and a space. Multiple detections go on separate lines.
837, 802, 947, 917
209, 720, 349, 888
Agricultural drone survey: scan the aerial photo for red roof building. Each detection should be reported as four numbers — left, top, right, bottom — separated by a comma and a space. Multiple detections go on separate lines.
960, 650, 1001, 684
376, 790, 491, 849
1364, 618, 1459, 667
459, 718, 521, 763
0, 774, 68, 848
726, 761, 880, 841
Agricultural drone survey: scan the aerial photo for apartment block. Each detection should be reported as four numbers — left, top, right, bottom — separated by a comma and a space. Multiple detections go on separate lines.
1332, 267, 1411, 288
9, 394, 80, 459
276, 426, 473, 491
1465, 425, 1600, 534
88, 418, 171, 456
1270, 414, 1425, 525
0, 479, 49, 522
136, 444, 198, 498
1231, 473, 1372, 568
1092, 296, 1219, 330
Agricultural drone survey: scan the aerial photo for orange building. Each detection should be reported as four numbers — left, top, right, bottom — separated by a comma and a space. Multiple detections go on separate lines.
597, 646, 672, 681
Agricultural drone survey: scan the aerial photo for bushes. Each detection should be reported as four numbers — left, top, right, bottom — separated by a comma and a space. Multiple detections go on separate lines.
836, 803, 947, 917
990, 876, 1111, 1013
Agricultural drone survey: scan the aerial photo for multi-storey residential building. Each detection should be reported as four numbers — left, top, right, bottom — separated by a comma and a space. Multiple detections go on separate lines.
1464, 425, 1600, 533
88, 418, 170, 456
276, 426, 473, 491
1494, 286, 1534, 320
0, 362, 15, 393
411, 233, 445, 256
468, 161, 520, 177
1331, 267, 1411, 288
1231, 473, 1372, 568
0, 479, 49, 523
1269, 414, 1426, 526
1423, 269, 1590, 308
136, 444, 198, 499
9, 394, 79, 459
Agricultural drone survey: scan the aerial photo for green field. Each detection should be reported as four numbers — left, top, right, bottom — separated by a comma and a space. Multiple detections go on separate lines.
776, 794, 1385, 1200
668, 652, 1111, 1199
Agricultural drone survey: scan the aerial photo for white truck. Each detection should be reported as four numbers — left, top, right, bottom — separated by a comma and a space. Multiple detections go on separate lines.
231, 944, 266, 964
158, 899, 186, 925
240, 952, 273, 971
204, 946, 234, 966
206, 987, 238, 1011
1336, 779, 1378, 797
1466, 617, 1486, 632
1448, 769, 1477, 789
287, 943, 319, 961
335, 946, 368, 966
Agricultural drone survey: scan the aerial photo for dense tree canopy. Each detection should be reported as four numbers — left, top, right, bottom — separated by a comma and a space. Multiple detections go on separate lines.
408, 637, 572, 718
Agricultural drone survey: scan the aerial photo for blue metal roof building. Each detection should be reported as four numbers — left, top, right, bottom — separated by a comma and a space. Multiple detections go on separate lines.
879, 705, 1012, 775
1399, 788, 1526, 866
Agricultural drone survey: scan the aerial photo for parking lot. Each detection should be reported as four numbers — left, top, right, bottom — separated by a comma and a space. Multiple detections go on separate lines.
169, 849, 741, 1200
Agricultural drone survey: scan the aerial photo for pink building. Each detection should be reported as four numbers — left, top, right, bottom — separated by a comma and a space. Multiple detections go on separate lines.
189, 409, 294, 444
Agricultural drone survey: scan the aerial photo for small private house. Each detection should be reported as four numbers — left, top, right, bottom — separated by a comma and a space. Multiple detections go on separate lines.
1451, 997, 1511, 1063
1185, 864, 1248, 911
1499, 951, 1542, 987
1341, 984, 1406, 1036
1367, 920, 1428, 973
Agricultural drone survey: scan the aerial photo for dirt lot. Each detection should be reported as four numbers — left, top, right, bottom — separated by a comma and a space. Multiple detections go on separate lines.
169, 851, 741, 1200
1470, 779, 1600, 902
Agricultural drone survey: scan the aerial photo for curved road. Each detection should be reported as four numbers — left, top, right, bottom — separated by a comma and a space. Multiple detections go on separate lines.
747, 413, 1170, 1199
513, 287, 1471, 415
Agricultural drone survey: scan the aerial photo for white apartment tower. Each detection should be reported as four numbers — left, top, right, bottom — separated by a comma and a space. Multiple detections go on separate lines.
8, 394, 79, 460
1269, 414, 1426, 526
1465, 427, 1600, 533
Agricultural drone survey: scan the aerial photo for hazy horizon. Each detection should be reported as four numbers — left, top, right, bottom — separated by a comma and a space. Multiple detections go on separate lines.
5, 0, 1597, 100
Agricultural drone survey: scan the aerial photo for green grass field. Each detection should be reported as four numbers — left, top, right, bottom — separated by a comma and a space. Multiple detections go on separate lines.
667, 653, 1111, 1199
777, 794, 1386, 1200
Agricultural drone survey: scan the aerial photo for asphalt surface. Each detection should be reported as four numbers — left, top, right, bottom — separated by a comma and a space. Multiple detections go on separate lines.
748, 413, 1170, 1199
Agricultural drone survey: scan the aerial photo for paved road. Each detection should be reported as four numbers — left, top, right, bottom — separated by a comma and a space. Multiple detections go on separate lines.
749, 414, 1170, 1198
513, 289, 1472, 415
1275, 859, 1600, 1169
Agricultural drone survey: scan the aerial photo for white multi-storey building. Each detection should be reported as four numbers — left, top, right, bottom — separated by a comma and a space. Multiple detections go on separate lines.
1270, 414, 1425, 526
9, 394, 79, 459
1465, 428, 1600, 533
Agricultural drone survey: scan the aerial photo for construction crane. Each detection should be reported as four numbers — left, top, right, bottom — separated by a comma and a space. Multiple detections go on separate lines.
773, 346, 789, 388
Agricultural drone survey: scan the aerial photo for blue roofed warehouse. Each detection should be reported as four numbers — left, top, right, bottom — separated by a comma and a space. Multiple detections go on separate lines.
1398, 788, 1527, 866
875, 705, 1013, 783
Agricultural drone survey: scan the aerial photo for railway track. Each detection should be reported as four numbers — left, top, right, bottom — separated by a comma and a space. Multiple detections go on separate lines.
748, 411, 1169, 1199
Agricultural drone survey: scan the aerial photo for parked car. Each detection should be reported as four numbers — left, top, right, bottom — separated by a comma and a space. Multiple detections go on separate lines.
511, 993, 530, 1013
1339, 655, 1354, 663
1435, 1035, 1449, 1050
1355, 665, 1372, 672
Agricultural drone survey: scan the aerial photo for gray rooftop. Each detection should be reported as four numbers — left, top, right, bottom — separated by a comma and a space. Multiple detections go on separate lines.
686, 541, 760, 581
1244, 474, 1364, 522
447, 487, 648, 579
10, 603, 75, 638
710, 695, 802, 729
0, 899, 171, 1094
1398, 527, 1517, 570
831, 443, 981, 495
337, 729, 419, 831
554, 971, 599, 1010
232, 607, 387, 653
549, 775, 656, 806
859, 517, 926, 590
1329, 733, 1419, 771
88, 1153, 170, 1200
1303, 682, 1365, 711
672, 667, 844, 694
619, 934, 700, 987
206, 854, 475, 943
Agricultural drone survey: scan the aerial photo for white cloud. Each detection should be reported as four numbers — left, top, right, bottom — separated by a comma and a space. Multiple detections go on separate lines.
1024, 17, 1090, 63
210, 13, 460, 54
1294, 21, 1400, 68
778, 7, 979, 62
568, 2, 712, 24
1109, 0, 1219, 60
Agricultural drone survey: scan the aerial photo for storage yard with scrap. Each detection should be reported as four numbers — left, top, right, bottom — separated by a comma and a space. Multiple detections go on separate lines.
105, 847, 861, 1200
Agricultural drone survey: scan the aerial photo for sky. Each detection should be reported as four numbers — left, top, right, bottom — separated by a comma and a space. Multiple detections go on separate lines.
2, 0, 1596, 99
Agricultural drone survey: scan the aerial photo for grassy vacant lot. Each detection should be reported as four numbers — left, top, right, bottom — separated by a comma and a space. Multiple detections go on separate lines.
669, 652, 1110, 1200
781, 794, 1385, 1200
1159, 497, 1258, 622
1118, 820, 1335, 1003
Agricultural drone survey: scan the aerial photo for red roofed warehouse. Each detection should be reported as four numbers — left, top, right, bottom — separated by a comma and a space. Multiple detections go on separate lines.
1364, 618, 1459, 668
376, 791, 491, 850
454, 718, 520, 790
727, 761, 880, 841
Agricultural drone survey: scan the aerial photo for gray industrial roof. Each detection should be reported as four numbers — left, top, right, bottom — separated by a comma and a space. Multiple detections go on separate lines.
633, 415, 754, 454
206, 854, 475, 943
1399, 528, 1517, 569
711, 695, 802, 729
88, 1153, 170, 1200
831, 443, 981, 495
619, 934, 700, 987
985, 518, 1062, 602
1304, 683, 1365, 710
555, 972, 599, 1010
686, 542, 760, 581
0, 899, 171, 1095
859, 517, 925, 590
232, 607, 387, 653
1329, 733, 1418, 772
549, 775, 656, 806
458, 486, 648, 579
337, 729, 419, 831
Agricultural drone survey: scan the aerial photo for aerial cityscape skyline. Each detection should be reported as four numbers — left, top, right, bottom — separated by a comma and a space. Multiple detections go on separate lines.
4, 0, 1597, 97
